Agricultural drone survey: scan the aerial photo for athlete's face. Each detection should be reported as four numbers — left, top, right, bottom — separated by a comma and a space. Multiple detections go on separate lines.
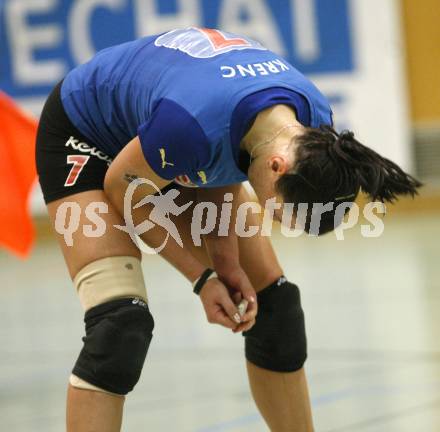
248, 153, 291, 222
247, 126, 303, 221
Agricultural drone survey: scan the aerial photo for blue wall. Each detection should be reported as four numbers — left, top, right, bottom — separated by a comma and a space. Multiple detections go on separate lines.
0, 0, 353, 100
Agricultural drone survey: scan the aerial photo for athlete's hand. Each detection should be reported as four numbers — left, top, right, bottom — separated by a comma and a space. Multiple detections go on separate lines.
199, 278, 244, 329
216, 266, 258, 333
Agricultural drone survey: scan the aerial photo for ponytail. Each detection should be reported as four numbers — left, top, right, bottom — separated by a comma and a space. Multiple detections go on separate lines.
276, 125, 422, 235
326, 127, 422, 202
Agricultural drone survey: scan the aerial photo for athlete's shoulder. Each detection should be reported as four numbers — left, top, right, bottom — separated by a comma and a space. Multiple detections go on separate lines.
138, 98, 213, 181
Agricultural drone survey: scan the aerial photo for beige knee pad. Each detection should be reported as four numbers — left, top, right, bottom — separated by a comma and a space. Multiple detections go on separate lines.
69, 374, 121, 396
73, 256, 148, 312
70, 256, 148, 394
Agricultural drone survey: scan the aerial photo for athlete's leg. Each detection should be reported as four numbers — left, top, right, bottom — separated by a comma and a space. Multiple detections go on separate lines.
234, 186, 314, 432
37, 79, 153, 431
47, 190, 142, 432
246, 362, 313, 432
143, 185, 314, 432
48, 191, 141, 278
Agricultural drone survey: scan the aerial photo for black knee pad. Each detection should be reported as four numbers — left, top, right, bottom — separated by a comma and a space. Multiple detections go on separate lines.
243, 278, 307, 372
73, 298, 154, 395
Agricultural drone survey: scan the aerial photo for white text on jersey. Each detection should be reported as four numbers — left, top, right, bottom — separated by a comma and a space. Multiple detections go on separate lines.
220, 58, 290, 78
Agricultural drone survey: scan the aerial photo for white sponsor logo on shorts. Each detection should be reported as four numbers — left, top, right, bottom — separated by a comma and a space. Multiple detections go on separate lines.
65, 136, 113, 165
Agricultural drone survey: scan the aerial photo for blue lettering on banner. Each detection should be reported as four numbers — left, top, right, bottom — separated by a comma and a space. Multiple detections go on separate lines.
0, 0, 353, 100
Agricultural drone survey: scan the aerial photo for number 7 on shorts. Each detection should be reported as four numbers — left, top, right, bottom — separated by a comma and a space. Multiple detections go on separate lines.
65, 155, 90, 187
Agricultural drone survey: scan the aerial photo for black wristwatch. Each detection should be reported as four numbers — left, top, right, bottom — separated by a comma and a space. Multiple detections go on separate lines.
193, 268, 217, 295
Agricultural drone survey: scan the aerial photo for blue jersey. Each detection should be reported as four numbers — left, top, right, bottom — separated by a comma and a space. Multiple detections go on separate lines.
61, 27, 332, 188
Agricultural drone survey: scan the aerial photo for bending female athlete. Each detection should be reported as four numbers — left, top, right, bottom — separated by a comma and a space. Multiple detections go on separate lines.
35, 28, 420, 432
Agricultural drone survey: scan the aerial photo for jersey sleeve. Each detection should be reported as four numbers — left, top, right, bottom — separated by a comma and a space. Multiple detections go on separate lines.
138, 99, 212, 180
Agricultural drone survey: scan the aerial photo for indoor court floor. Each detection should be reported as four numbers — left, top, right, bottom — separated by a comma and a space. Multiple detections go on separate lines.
1, 214, 439, 431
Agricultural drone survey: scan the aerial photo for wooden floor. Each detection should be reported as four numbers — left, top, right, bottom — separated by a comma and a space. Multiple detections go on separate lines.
1, 214, 439, 431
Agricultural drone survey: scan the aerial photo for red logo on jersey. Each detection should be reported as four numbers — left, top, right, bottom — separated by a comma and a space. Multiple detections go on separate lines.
155, 27, 267, 58
196, 28, 251, 51
174, 175, 199, 188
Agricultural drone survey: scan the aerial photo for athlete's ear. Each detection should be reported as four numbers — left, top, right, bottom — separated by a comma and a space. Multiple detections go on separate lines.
268, 155, 289, 176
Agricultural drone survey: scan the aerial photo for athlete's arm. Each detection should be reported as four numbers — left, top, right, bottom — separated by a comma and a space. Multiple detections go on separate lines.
104, 137, 241, 330
197, 185, 257, 332
104, 136, 169, 205
104, 136, 205, 282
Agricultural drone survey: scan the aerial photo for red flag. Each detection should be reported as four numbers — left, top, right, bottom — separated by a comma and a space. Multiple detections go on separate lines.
0, 91, 38, 257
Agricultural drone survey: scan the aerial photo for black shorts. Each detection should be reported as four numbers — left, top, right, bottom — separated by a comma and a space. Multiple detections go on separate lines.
35, 81, 113, 204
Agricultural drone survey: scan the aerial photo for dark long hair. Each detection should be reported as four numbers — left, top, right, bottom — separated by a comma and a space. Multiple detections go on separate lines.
276, 126, 422, 235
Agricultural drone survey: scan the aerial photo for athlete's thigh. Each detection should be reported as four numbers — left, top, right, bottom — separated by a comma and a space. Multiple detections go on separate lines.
235, 186, 283, 292
47, 190, 140, 278
35, 81, 139, 278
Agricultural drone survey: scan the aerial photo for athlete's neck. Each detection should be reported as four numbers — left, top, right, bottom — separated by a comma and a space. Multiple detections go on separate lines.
241, 104, 303, 156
